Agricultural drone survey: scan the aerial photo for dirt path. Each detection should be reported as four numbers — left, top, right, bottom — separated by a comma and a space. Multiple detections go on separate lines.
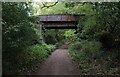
32, 45, 81, 75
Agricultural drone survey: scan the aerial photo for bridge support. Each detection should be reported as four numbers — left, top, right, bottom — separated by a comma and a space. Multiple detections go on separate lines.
39, 23, 46, 43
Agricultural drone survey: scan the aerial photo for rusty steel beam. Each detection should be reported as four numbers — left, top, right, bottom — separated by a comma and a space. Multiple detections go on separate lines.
39, 14, 84, 29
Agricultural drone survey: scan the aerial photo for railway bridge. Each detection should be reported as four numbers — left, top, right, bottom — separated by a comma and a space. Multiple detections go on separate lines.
38, 14, 85, 41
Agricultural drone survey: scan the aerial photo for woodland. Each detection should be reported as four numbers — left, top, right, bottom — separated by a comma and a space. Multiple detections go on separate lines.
2, 2, 120, 75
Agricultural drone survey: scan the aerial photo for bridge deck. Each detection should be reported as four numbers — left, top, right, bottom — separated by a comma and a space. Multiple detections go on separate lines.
39, 14, 84, 29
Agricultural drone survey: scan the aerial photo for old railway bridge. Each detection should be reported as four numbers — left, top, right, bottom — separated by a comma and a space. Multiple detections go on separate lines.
38, 14, 85, 40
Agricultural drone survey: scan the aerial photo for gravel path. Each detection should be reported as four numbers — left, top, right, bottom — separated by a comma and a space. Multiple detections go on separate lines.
32, 45, 81, 75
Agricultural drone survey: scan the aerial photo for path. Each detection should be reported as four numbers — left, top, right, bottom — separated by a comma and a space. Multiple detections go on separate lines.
32, 44, 81, 75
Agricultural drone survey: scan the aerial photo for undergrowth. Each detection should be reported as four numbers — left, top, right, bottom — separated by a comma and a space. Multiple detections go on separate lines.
68, 40, 120, 75
3, 43, 56, 75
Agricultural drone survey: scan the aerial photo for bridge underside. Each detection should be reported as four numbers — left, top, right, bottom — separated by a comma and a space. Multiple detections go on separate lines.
42, 21, 77, 29
39, 14, 84, 29
38, 14, 84, 41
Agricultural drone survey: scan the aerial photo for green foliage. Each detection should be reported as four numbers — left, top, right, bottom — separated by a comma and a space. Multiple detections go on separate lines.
39, 2, 95, 15
64, 29, 77, 44
95, 2, 120, 49
66, 2, 120, 74
40, 2, 68, 14
3, 2, 120, 75
44, 29, 66, 45
64, 29, 75, 38
3, 43, 56, 75
43, 43, 56, 52
68, 40, 102, 74
69, 40, 120, 75
2, 2, 39, 52
77, 2, 120, 48
69, 40, 102, 60
38, 2, 120, 74
2, 2, 44, 75
44, 29, 58, 44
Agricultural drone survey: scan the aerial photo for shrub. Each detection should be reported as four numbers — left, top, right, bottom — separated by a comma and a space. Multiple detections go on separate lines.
42, 43, 56, 54
3, 43, 56, 75
68, 40, 102, 74
69, 40, 120, 75
69, 40, 102, 59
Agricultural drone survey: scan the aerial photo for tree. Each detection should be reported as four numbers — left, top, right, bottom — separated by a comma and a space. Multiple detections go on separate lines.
2, 2, 39, 74
2, 2, 39, 52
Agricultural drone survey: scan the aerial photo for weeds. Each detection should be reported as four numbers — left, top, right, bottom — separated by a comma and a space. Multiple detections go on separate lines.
68, 40, 120, 75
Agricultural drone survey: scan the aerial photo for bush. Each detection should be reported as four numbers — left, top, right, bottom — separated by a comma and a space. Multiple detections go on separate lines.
64, 29, 77, 44
69, 40, 102, 59
69, 40, 120, 75
68, 40, 103, 74
42, 43, 56, 54
3, 43, 56, 75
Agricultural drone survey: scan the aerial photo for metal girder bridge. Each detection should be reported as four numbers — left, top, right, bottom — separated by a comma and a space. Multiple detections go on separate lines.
38, 14, 85, 42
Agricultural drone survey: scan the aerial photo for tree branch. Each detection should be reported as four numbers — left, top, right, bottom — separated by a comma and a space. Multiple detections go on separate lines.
41, 2, 58, 9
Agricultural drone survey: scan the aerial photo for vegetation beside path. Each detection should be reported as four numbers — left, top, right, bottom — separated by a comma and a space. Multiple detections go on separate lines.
2, 2, 120, 75
68, 41, 120, 75
2, 3, 56, 75
3, 43, 56, 75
